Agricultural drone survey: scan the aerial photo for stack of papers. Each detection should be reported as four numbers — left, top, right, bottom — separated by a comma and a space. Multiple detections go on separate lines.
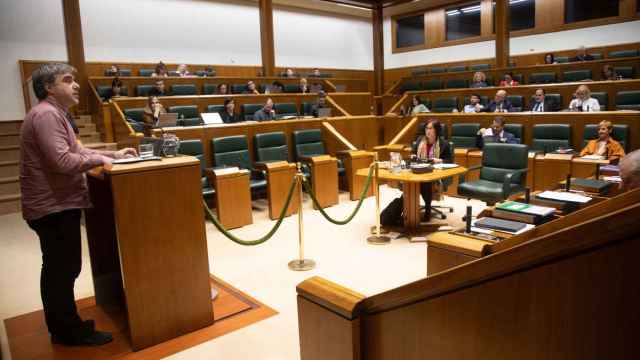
602, 176, 622, 183
537, 191, 592, 204
581, 154, 605, 160
433, 163, 459, 169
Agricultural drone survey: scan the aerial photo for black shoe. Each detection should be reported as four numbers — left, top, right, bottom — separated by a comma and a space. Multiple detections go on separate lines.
52, 330, 113, 346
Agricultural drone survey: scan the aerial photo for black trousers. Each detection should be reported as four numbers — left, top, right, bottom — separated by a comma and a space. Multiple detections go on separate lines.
27, 209, 88, 338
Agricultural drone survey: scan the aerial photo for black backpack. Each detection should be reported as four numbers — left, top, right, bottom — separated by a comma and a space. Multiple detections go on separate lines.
380, 196, 404, 227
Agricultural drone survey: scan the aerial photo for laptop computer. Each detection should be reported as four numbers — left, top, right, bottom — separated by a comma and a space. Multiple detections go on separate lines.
201, 112, 223, 125
318, 108, 332, 118
155, 113, 178, 128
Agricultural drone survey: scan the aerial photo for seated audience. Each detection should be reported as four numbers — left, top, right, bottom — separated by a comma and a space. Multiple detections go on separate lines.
203, 66, 215, 76
220, 98, 238, 123
601, 65, 619, 81
284, 68, 295, 78
148, 79, 167, 97
106, 65, 120, 76
483, 90, 513, 113
244, 80, 260, 95
217, 83, 229, 95
620, 149, 640, 190
499, 73, 518, 87
476, 116, 518, 147
579, 120, 625, 164
299, 78, 310, 93
267, 81, 284, 94
151, 61, 168, 77
529, 88, 560, 112
254, 98, 276, 121
309, 80, 324, 93
543, 53, 556, 65
109, 77, 124, 99
312, 91, 329, 117
410, 95, 430, 114
572, 46, 594, 62
569, 84, 600, 112
311, 68, 321, 77
176, 64, 191, 77
464, 94, 484, 113
470, 71, 488, 88
143, 96, 166, 127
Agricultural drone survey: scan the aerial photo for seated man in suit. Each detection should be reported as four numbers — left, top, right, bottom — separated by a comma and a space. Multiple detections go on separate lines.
476, 116, 518, 148
529, 88, 559, 112
463, 94, 484, 113
483, 90, 513, 113
572, 46, 594, 62
579, 120, 625, 164
620, 149, 640, 190
253, 98, 276, 121
311, 91, 330, 117
244, 80, 260, 95
148, 79, 167, 97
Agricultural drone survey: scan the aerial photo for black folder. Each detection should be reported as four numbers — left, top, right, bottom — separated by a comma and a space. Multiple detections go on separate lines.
475, 217, 527, 233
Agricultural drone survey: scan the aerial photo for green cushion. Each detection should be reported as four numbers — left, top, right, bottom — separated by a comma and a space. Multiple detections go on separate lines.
168, 105, 199, 119
180, 118, 202, 127
422, 79, 443, 90
139, 69, 154, 77
96, 86, 111, 99
242, 104, 264, 121
451, 123, 480, 149
207, 105, 225, 113
123, 108, 145, 123
212, 135, 252, 170
532, 124, 571, 153
293, 129, 325, 159
591, 92, 608, 110
613, 66, 634, 79
448, 65, 466, 73
469, 64, 490, 71
411, 69, 428, 76
203, 84, 218, 95
302, 102, 314, 116
506, 95, 523, 112
504, 124, 523, 143
591, 53, 603, 60
116, 69, 131, 76
254, 132, 288, 162
464, 96, 489, 106
400, 81, 421, 92
178, 140, 205, 174
555, 56, 569, 63
231, 84, 247, 93
563, 70, 592, 82
433, 97, 458, 113
275, 103, 298, 118
170, 84, 197, 96
615, 90, 640, 110
284, 84, 299, 93
582, 124, 629, 152
430, 67, 446, 74
529, 72, 556, 84
136, 85, 153, 97
446, 79, 468, 89
608, 49, 639, 58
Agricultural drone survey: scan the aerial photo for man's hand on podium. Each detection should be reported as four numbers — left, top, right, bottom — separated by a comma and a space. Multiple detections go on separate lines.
115, 148, 138, 159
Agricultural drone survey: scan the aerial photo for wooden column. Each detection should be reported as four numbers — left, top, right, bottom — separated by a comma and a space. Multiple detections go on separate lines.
372, 3, 384, 96
62, 0, 88, 114
494, 0, 510, 68
259, 0, 275, 77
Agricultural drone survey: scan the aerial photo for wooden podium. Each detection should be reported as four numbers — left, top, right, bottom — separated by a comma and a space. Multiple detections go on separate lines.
303, 155, 339, 209
205, 168, 253, 229
85, 156, 214, 351
256, 161, 300, 220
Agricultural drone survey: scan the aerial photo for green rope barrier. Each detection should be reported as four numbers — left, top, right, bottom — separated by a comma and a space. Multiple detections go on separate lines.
203, 174, 299, 246
301, 164, 374, 225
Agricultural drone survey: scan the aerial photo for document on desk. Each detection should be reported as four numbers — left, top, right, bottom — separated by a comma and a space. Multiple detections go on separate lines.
213, 167, 240, 176
112, 156, 162, 164
537, 191, 592, 204
580, 155, 605, 160
433, 163, 459, 169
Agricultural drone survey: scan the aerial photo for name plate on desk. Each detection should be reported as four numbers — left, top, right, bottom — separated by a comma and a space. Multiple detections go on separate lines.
544, 153, 573, 160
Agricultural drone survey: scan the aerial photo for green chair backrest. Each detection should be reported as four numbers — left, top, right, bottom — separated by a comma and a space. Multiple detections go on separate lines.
532, 124, 571, 153
254, 132, 289, 163
411, 69, 428, 76
613, 66, 634, 79
591, 92, 608, 110
231, 84, 247, 94
446, 79, 468, 89
401, 81, 421, 92
139, 69, 154, 77
302, 102, 314, 116
207, 104, 225, 113
178, 139, 205, 174
432, 97, 458, 113
512, 74, 524, 84
136, 85, 153, 97
615, 90, 640, 111
422, 79, 443, 90
555, 56, 570, 63
212, 135, 252, 170
170, 84, 197, 96
563, 70, 592, 82
506, 95, 523, 111
529, 72, 556, 84
591, 53, 603, 60
168, 105, 200, 126
168, 71, 180, 76
242, 104, 264, 121
430, 67, 446, 74
451, 123, 480, 149
608, 49, 639, 58
469, 64, 490, 71
582, 124, 629, 152
448, 65, 466, 73
123, 108, 145, 123
284, 84, 299, 93
96, 85, 112, 100
480, 143, 528, 185
203, 84, 218, 95
116, 69, 131, 76
504, 124, 523, 144
293, 129, 325, 160
275, 103, 298, 118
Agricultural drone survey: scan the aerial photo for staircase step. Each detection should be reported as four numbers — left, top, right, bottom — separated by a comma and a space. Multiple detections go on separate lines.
0, 194, 21, 216
78, 132, 102, 143
75, 115, 92, 125
0, 133, 20, 146
0, 161, 19, 177
0, 121, 22, 133
0, 176, 19, 196
0, 145, 19, 161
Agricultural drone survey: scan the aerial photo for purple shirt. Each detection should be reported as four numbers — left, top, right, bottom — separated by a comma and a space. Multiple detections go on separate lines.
20, 98, 113, 221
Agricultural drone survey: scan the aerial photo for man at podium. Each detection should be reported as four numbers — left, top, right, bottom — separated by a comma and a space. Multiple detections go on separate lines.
20, 63, 136, 346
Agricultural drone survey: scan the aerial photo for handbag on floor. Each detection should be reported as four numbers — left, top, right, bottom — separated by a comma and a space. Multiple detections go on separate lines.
380, 196, 404, 227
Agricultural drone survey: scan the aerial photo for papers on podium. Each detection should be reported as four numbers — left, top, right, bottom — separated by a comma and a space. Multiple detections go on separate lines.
537, 191, 592, 204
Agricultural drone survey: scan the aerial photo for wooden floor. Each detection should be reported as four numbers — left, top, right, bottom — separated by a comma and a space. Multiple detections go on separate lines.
4, 275, 277, 360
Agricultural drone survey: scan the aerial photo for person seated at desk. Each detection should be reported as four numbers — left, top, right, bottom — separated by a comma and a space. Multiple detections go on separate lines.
148, 79, 167, 97
483, 90, 513, 113
284, 68, 296, 78
244, 80, 260, 95
414, 119, 452, 221
529, 88, 560, 112
299, 78, 311, 93
105, 65, 120, 76
220, 98, 238, 123
464, 94, 484, 113
470, 71, 488, 88
311, 91, 329, 118
601, 65, 619, 81
266, 81, 284, 94
476, 116, 518, 148
143, 95, 166, 128
543, 53, 557, 65
620, 149, 640, 190
311, 68, 321, 77
151, 61, 168, 77
499, 73, 518, 87
572, 46, 594, 62
410, 95, 430, 114
579, 120, 625, 164
217, 83, 229, 95
176, 64, 191, 77
108, 77, 124, 100
254, 98, 276, 121
569, 84, 600, 112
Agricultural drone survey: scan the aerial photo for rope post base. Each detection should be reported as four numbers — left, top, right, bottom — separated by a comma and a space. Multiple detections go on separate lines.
289, 163, 316, 271
367, 153, 391, 245
288, 259, 316, 271
367, 234, 391, 245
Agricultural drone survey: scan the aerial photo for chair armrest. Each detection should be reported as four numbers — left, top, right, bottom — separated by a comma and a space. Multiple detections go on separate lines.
502, 168, 528, 196
458, 164, 483, 184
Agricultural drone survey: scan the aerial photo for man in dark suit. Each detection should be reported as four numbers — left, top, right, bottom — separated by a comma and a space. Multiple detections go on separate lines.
529, 88, 560, 112
476, 116, 518, 148
483, 90, 513, 113
572, 46, 594, 62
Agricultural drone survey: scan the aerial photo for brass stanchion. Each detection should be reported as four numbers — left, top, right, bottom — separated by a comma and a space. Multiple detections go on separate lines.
288, 163, 316, 271
367, 153, 391, 245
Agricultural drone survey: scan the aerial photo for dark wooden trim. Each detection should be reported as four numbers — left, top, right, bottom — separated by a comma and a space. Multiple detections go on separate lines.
259, 0, 275, 77
62, 0, 88, 114
373, 3, 384, 96
494, 0, 509, 68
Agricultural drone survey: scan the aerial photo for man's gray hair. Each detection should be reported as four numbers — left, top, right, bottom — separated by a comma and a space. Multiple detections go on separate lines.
32, 63, 77, 100
621, 149, 640, 179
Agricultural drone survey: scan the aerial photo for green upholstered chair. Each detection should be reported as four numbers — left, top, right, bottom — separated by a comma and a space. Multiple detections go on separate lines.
504, 124, 523, 144
563, 70, 592, 82
411, 69, 428, 76
139, 69, 154, 77
203, 84, 218, 95
400, 81, 421, 92
212, 135, 267, 192
446, 79, 468, 89
168, 105, 201, 126
469, 64, 490, 71
422, 79, 443, 90
591, 92, 608, 110
178, 139, 215, 200
123, 108, 145, 123
506, 95, 524, 112
170, 84, 197, 96
555, 56, 570, 63
96, 86, 112, 100
532, 124, 571, 153
136, 85, 153, 97
430, 67, 446, 74
254, 132, 289, 164
536, 93, 563, 110
231, 84, 247, 94
512, 74, 524, 84
242, 104, 264, 121
451, 123, 480, 149
582, 124, 630, 152
448, 65, 466, 73
457, 143, 529, 205
529, 72, 557, 84
117, 69, 132, 76
608, 49, 639, 58
464, 95, 489, 107
274, 103, 299, 118
284, 84, 299, 93
591, 53, 603, 60
293, 129, 345, 177
615, 90, 640, 111
613, 66, 634, 79
302, 102, 314, 116
168, 71, 180, 76
207, 104, 225, 113
419, 99, 432, 110
432, 97, 458, 113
